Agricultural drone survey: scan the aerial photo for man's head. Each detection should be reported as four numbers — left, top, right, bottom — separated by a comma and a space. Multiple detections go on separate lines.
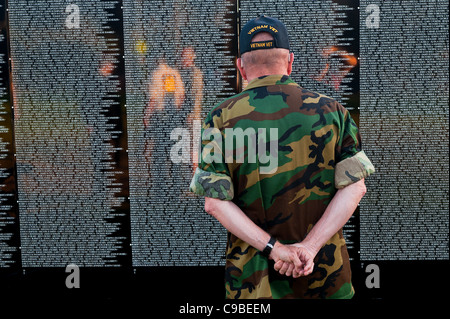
237, 16, 294, 81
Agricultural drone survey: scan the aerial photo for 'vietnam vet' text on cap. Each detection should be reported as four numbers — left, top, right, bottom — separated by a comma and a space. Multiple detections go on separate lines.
239, 15, 290, 55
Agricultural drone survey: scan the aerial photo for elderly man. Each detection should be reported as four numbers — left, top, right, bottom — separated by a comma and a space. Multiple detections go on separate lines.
190, 15, 374, 299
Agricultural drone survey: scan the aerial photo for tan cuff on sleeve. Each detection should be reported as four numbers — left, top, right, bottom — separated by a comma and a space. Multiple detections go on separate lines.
189, 167, 234, 200
335, 151, 375, 189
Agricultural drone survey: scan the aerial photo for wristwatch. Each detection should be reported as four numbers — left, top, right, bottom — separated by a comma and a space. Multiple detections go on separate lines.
262, 236, 277, 257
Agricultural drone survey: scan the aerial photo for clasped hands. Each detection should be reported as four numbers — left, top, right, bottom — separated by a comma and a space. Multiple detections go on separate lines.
269, 242, 316, 278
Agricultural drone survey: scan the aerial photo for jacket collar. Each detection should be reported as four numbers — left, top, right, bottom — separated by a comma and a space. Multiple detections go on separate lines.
243, 74, 297, 91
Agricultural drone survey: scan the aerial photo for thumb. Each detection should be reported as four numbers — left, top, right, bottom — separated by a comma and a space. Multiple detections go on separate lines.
299, 247, 315, 275
291, 249, 304, 274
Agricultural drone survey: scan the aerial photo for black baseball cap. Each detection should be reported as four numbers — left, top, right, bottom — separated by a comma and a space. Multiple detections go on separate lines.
239, 15, 290, 56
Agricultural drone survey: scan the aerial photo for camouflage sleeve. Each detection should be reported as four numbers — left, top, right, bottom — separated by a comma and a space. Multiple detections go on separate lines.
189, 167, 234, 200
334, 105, 375, 188
189, 108, 234, 200
337, 107, 362, 161
335, 150, 375, 189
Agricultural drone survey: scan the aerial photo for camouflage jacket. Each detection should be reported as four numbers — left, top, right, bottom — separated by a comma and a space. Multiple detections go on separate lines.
190, 75, 375, 299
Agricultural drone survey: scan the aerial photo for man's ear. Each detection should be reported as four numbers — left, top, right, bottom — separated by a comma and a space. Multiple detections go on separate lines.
236, 57, 247, 81
287, 52, 294, 75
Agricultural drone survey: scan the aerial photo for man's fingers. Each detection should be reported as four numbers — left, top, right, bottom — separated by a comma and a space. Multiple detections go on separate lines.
274, 260, 311, 278
303, 259, 314, 276
298, 247, 315, 276
279, 261, 291, 275
274, 260, 283, 272
292, 269, 302, 278
274, 261, 298, 277
285, 263, 295, 277
273, 245, 315, 277
292, 249, 305, 274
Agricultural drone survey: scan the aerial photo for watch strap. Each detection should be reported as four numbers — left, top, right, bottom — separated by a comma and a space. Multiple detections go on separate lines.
262, 236, 276, 257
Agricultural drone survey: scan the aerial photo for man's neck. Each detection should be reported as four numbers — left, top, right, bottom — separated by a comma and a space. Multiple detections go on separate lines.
246, 72, 289, 83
